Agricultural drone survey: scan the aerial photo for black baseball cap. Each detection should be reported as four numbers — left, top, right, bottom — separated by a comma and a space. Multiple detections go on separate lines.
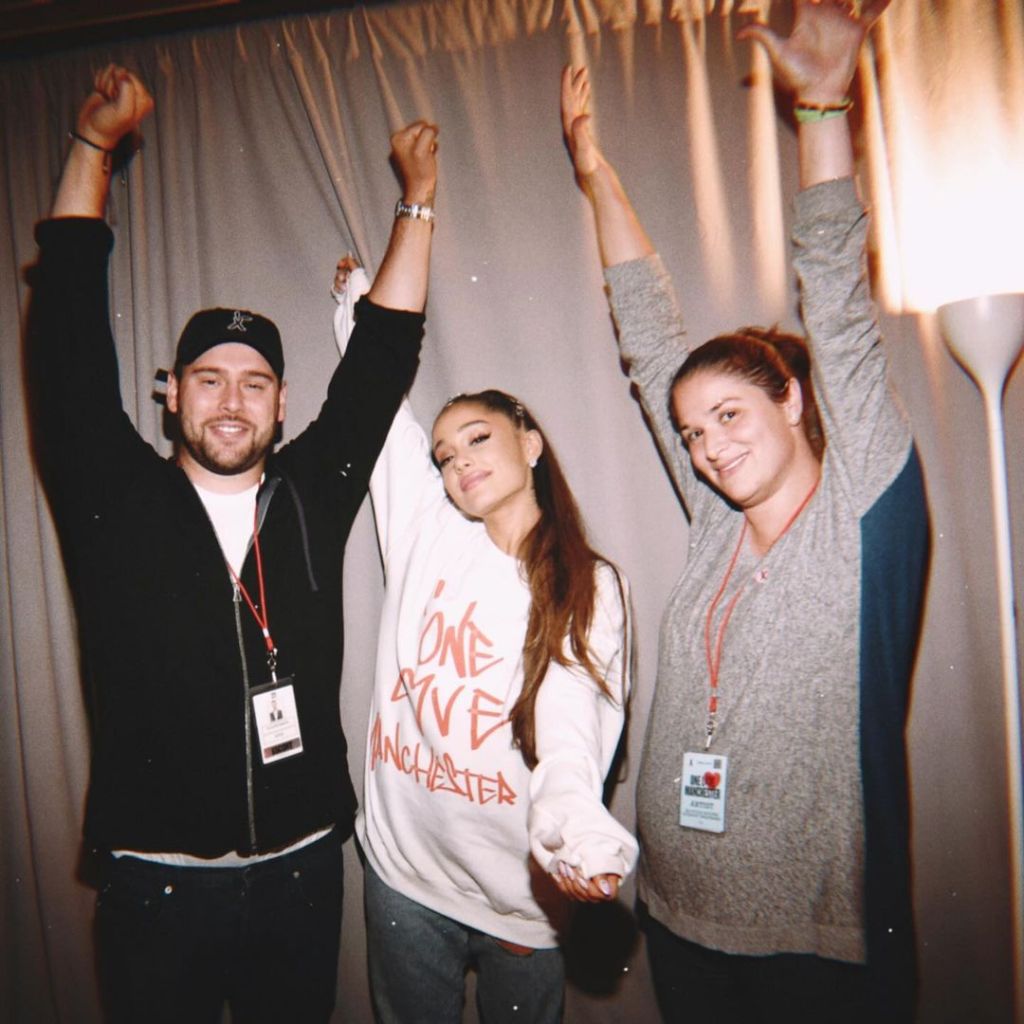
174, 308, 284, 380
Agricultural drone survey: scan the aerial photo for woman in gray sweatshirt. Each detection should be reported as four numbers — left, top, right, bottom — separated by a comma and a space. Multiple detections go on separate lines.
561, 1, 927, 1020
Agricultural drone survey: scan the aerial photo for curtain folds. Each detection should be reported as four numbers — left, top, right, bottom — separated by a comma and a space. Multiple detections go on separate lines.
2, 2, 1021, 1021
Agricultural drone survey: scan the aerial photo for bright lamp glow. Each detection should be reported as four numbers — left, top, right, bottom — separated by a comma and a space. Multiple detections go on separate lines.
870, 4, 1024, 314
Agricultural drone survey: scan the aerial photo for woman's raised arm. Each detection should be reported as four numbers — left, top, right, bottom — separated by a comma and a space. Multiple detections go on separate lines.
561, 65, 654, 268
739, 0, 891, 188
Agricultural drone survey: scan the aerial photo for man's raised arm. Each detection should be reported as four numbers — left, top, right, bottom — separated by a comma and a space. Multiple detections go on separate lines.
52, 64, 153, 219
366, 120, 438, 314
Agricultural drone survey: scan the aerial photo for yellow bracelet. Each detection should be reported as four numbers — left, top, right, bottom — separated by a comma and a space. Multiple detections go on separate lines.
793, 99, 854, 123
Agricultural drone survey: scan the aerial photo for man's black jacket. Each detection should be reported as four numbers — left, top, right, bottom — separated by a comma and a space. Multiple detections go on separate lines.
27, 217, 423, 856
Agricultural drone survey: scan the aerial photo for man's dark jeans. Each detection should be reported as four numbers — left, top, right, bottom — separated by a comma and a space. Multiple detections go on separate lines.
96, 829, 343, 1023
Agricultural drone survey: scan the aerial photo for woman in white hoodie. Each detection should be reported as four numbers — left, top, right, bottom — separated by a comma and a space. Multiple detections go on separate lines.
332, 131, 638, 1024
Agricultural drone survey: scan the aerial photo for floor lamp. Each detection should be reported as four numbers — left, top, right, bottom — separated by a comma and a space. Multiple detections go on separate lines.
937, 294, 1024, 1022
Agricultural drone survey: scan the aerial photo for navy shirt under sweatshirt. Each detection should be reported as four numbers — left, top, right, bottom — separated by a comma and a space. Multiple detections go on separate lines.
27, 217, 423, 858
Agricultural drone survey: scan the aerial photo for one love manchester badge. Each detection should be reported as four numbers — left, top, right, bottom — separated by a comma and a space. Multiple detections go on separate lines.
680, 751, 729, 833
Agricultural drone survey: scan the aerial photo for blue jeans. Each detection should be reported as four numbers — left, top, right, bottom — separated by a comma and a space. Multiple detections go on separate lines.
640, 903, 875, 1024
95, 830, 343, 1024
364, 863, 564, 1024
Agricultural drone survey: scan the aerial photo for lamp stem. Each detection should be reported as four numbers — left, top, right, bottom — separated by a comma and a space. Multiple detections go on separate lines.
981, 386, 1024, 1023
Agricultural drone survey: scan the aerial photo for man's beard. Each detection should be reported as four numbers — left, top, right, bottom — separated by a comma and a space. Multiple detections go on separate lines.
180, 417, 275, 478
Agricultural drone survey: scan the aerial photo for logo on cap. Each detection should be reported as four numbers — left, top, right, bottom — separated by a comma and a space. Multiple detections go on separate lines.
228, 311, 253, 333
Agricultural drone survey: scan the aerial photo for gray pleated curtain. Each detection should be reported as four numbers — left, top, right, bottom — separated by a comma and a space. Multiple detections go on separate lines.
1, 1, 1022, 1020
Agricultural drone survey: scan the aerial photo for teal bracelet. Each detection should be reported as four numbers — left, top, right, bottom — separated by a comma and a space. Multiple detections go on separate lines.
794, 98, 854, 123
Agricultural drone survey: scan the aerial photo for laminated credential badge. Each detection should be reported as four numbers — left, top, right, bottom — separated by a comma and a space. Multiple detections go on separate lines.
679, 750, 728, 833
252, 679, 304, 765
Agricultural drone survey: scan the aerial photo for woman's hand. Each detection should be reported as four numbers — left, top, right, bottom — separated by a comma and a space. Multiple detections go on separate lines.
332, 253, 361, 295
551, 863, 621, 903
76, 64, 154, 150
390, 121, 438, 206
561, 64, 605, 182
738, 0, 891, 105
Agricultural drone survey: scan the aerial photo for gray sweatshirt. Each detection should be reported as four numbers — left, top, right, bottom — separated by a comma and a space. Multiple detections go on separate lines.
605, 177, 928, 968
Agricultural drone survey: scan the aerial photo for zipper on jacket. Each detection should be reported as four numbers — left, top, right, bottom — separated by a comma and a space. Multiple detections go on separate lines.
233, 581, 258, 851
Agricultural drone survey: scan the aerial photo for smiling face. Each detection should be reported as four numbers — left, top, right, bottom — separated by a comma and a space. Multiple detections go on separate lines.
166, 342, 287, 493
671, 369, 805, 511
431, 400, 542, 525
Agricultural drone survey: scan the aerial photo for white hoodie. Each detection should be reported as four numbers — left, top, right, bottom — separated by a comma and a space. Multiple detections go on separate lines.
334, 283, 638, 947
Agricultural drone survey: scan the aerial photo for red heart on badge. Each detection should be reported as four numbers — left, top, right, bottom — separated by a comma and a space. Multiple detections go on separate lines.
703, 771, 721, 790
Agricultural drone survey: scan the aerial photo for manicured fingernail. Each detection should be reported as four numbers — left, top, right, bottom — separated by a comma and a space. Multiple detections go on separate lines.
598, 879, 612, 896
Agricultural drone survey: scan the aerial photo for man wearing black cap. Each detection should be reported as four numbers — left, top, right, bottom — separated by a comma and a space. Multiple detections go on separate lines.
27, 65, 437, 1023
167, 307, 289, 488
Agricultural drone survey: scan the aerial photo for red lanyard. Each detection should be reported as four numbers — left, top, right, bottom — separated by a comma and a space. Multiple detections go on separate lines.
703, 477, 820, 750
228, 506, 278, 680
